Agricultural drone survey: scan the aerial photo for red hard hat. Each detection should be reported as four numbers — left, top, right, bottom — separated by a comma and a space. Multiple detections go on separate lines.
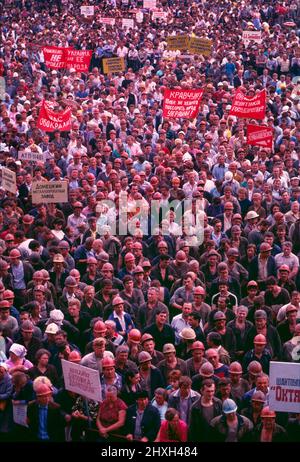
128, 329, 141, 343
254, 334, 267, 345
229, 361, 243, 374
68, 351, 82, 363
261, 406, 276, 418
102, 357, 115, 368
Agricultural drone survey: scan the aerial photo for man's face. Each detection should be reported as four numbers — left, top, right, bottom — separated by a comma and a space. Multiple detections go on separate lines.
192, 348, 204, 361
137, 397, 148, 410
143, 340, 154, 354
22, 329, 33, 342
255, 318, 267, 330
202, 384, 215, 400
179, 384, 191, 398
156, 312, 167, 325
207, 352, 219, 368
36, 392, 52, 406
0, 308, 9, 320
256, 377, 269, 393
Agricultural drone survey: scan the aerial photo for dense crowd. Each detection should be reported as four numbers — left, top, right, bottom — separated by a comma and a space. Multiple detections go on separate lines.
0, 0, 299, 444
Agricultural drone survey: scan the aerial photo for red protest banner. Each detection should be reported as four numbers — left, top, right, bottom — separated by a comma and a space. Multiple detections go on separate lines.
42, 46, 65, 69
64, 49, 93, 72
163, 89, 203, 119
229, 89, 266, 120
247, 124, 273, 149
37, 101, 72, 132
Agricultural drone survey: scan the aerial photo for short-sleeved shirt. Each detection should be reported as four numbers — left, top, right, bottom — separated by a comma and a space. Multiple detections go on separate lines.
98, 398, 127, 428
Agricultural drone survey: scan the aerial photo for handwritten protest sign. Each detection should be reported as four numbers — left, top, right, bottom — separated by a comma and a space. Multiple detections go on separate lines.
122, 18, 134, 29
80, 5, 94, 16
13, 403, 28, 427
62, 359, 101, 401
102, 57, 126, 74
163, 89, 203, 118
152, 11, 168, 21
18, 150, 45, 162
188, 37, 212, 57
1, 167, 16, 194
32, 181, 68, 204
229, 89, 266, 120
100, 17, 116, 25
166, 35, 189, 51
247, 124, 273, 149
269, 362, 300, 413
242, 30, 262, 47
143, 0, 156, 8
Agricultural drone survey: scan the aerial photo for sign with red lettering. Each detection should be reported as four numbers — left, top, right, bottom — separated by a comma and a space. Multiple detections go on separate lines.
37, 101, 72, 132
247, 124, 273, 149
64, 49, 92, 72
163, 89, 203, 119
269, 362, 300, 413
229, 89, 266, 120
42, 46, 65, 69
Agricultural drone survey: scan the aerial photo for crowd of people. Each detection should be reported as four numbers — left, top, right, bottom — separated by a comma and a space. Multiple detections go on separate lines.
0, 0, 300, 444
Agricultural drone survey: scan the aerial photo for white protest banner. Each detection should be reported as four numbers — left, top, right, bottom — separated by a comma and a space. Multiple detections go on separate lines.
269, 361, 300, 413
18, 150, 45, 163
61, 359, 101, 401
100, 17, 116, 26
1, 167, 16, 194
13, 403, 28, 427
143, 0, 156, 9
80, 5, 94, 16
242, 30, 262, 47
152, 10, 168, 21
122, 18, 134, 29
32, 181, 68, 204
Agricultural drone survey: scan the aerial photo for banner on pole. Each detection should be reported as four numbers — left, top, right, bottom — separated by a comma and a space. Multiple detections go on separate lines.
102, 57, 126, 74
188, 37, 212, 57
61, 359, 101, 401
163, 89, 203, 119
247, 124, 273, 148
229, 89, 266, 120
1, 167, 16, 194
37, 101, 72, 132
269, 362, 300, 413
32, 181, 69, 204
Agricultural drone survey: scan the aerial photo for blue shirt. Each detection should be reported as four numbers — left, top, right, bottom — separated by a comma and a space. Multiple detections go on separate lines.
11, 262, 26, 289
38, 405, 49, 441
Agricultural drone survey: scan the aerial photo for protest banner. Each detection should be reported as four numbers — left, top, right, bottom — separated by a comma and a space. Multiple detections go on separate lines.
166, 35, 189, 51
247, 124, 273, 149
242, 30, 262, 46
188, 37, 212, 57
102, 57, 126, 74
122, 18, 134, 29
101, 17, 116, 25
152, 10, 168, 21
61, 359, 101, 401
143, 0, 156, 8
42, 46, 65, 70
32, 181, 69, 204
18, 150, 45, 162
13, 403, 28, 427
64, 49, 92, 72
163, 88, 203, 119
269, 362, 300, 413
1, 167, 16, 194
37, 101, 72, 132
229, 89, 266, 120
80, 5, 94, 16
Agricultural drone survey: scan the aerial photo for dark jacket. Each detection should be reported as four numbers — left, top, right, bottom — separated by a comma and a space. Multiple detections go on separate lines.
245, 324, 282, 359
12, 335, 43, 364
168, 389, 200, 425
27, 400, 65, 442
139, 366, 165, 398
210, 413, 253, 442
246, 423, 288, 442
189, 396, 223, 442
248, 255, 277, 281
124, 403, 161, 441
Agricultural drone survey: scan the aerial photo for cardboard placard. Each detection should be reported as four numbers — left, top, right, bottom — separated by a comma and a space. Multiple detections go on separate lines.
188, 37, 212, 57
166, 35, 189, 51
269, 362, 300, 413
102, 57, 126, 74
1, 167, 16, 194
122, 18, 134, 29
32, 181, 69, 204
100, 17, 116, 25
143, 0, 156, 9
80, 5, 94, 16
61, 359, 101, 401
18, 150, 45, 163
152, 11, 168, 21
242, 30, 262, 47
